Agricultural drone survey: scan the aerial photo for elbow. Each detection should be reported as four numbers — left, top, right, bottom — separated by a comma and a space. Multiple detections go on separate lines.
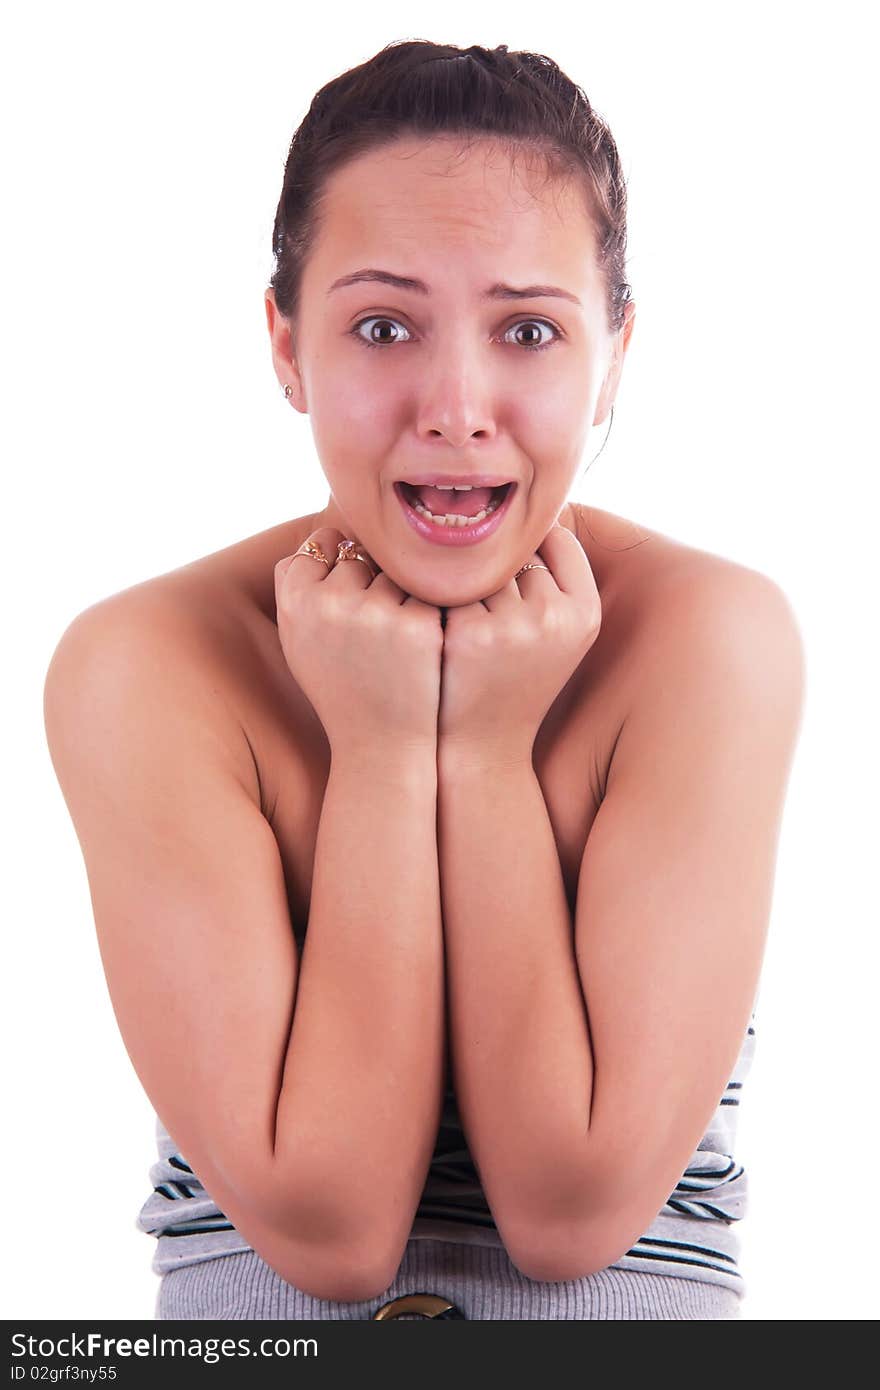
249, 1207, 400, 1303
299, 1237, 401, 1304
253, 1178, 405, 1304
275, 1234, 398, 1304
498, 1203, 637, 1285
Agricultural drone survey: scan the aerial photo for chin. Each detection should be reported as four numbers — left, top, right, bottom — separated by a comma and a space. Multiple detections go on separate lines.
398, 575, 513, 608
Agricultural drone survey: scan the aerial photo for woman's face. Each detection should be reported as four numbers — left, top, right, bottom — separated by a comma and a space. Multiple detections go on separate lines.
266, 135, 634, 606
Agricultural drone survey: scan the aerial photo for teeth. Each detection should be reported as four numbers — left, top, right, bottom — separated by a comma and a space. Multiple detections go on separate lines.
410, 497, 501, 526
435, 483, 472, 492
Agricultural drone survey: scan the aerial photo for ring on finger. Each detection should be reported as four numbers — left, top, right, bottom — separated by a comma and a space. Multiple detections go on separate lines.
336, 537, 378, 579
292, 539, 331, 569
515, 561, 550, 578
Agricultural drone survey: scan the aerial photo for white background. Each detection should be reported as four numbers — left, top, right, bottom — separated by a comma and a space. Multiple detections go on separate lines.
4, 0, 877, 1321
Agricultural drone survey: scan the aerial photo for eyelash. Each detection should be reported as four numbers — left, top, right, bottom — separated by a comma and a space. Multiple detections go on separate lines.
349, 315, 562, 353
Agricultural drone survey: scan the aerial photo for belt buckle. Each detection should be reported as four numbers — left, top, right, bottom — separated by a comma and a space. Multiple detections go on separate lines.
372, 1292, 466, 1320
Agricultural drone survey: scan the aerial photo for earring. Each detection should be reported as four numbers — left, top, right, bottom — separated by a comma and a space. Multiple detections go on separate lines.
283, 384, 293, 400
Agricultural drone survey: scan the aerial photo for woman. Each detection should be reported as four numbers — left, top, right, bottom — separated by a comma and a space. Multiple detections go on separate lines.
43, 40, 804, 1320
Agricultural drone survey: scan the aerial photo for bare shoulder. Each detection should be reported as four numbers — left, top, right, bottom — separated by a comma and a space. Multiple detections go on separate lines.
574, 500, 800, 626
576, 504, 805, 729
44, 569, 262, 809
570, 501, 806, 721
46, 518, 332, 829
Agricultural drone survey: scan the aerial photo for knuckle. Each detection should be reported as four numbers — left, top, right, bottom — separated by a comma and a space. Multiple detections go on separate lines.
470, 624, 494, 651
361, 603, 388, 633
315, 589, 343, 622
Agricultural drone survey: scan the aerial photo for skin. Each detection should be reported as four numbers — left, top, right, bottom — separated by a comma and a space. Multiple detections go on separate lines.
254, 135, 658, 1073
257, 137, 661, 1273
187, 132, 674, 929
243, 132, 663, 1091
265, 134, 636, 616
47, 132, 802, 1297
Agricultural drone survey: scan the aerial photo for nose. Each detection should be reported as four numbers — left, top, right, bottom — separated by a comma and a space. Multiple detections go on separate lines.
417, 345, 498, 449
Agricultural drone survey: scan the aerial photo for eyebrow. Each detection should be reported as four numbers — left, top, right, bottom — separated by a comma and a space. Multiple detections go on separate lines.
327, 267, 582, 307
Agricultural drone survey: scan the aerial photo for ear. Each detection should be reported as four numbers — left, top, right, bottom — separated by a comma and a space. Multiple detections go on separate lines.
593, 300, 636, 426
265, 288, 307, 412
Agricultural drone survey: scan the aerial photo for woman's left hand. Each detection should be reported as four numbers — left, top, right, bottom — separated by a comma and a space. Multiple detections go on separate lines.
438, 523, 602, 764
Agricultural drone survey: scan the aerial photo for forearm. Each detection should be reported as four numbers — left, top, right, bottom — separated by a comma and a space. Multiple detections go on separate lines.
271, 746, 443, 1266
437, 748, 594, 1257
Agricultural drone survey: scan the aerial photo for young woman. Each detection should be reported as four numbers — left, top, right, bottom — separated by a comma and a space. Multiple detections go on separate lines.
43, 40, 804, 1320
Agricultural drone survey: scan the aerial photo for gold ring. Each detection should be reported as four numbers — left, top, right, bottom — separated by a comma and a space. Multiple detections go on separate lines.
336, 538, 378, 579
372, 1292, 465, 1320
291, 539, 331, 570
515, 562, 550, 577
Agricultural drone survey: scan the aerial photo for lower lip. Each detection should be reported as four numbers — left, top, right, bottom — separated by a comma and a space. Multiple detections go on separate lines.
393, 482, 517, 546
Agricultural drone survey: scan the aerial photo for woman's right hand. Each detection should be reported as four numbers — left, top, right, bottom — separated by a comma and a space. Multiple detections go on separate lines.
274, 528, 444, 756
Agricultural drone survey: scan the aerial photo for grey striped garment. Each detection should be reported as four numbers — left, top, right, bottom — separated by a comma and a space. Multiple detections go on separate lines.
137, 1005, 757, 1301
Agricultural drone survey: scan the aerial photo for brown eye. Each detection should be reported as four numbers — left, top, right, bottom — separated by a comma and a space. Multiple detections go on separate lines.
349, 315, 561, 352
504, 320, 559, 352
351, 316, 412, 348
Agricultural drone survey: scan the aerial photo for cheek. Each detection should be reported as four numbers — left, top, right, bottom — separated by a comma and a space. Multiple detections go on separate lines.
527, 370, 589, 428
315, 371, 402, 436
510, 384, 586, 467
308, 378, 399, 467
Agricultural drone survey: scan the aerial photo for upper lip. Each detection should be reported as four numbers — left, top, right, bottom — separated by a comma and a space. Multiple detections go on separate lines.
397, 475, 515, 489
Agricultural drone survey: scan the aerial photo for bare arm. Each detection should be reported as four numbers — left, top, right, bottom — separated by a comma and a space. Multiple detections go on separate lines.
43, 595, 443, 1302
436, 751, 591, 1277
438, 567, 805, 1282
274, 741, 444, 1288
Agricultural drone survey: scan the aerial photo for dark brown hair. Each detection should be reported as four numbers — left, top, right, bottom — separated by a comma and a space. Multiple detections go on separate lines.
269, 39, 632, 348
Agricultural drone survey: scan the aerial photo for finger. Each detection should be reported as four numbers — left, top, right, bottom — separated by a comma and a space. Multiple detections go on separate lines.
476, 557, 535, 612
324, 533, 380, 590
275, 528, 340, 591
480, 547, 556, 611
534, 523, 597, 598
275, 528, 367, 591
366, 570, 418, 607
513, 549, 558, 597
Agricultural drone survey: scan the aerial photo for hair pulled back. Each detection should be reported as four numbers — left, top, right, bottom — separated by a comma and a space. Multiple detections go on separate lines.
269, 40, 632, 346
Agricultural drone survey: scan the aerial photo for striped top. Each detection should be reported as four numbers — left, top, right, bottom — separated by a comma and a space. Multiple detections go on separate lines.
136, 1006, 757, 1299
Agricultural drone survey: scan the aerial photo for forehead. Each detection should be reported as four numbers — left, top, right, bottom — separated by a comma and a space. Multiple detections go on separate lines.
307, 135, 600, 299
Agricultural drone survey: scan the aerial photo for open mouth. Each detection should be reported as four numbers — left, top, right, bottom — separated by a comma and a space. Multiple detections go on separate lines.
396, 480, 514, 526
393, 479, 518, 546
